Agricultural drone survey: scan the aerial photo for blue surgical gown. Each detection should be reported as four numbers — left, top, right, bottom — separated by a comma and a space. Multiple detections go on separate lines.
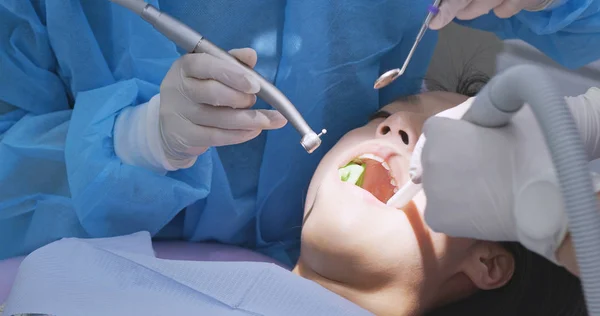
0, 0, 598, 265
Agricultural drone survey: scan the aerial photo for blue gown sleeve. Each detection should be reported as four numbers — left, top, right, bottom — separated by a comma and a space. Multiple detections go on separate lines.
0, 0, 217, 259
0, 1, 85, 259
65, 80, 214, 237
458, 0, 600, 69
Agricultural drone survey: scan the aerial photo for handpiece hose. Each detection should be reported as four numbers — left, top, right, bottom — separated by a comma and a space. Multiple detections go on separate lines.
110, 0, 326, 153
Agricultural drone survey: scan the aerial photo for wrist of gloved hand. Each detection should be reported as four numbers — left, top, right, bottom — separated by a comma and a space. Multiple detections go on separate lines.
515, 170, 600, 265
114, 94, 196, 174
514, 171, 569, 264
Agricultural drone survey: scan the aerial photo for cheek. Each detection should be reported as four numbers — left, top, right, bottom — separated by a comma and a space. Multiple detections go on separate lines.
303, 188, 435, 276
401, 202, 442, 268
428, 233, 478, 267
413, 191, 477, 264
304, 155, 335, 214
399, 202, 477, 272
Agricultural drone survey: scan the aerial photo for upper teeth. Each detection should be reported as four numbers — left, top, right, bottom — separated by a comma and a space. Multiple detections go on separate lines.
358, 153, 390, 170
357, 153, 398, 188
381, 161, 390, 171
358, 153, 383, 163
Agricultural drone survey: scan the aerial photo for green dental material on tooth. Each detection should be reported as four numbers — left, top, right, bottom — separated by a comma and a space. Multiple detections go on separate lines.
338, 162, 365, 186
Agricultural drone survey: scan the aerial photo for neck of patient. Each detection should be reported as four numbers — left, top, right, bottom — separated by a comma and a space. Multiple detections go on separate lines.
292, 261, 422, 315
293, 258, 476, 316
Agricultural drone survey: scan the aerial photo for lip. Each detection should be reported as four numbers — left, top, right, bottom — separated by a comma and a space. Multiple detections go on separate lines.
336, 141, 400, 168
335, 140, 407, 191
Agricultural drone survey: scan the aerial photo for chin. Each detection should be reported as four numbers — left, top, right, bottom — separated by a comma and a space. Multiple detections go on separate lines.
298, 137, 425, 284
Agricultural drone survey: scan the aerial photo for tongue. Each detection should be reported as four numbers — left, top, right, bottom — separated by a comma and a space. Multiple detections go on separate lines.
361, 159, 396, 203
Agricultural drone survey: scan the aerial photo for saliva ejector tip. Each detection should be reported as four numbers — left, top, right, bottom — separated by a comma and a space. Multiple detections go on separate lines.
386, 179, 422, 209
301, 129, 327, 154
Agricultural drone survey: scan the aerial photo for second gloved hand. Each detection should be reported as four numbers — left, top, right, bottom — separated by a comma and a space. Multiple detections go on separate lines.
159, 48, 287, 168
429, 0, 557, 30
417, 88, 600, 264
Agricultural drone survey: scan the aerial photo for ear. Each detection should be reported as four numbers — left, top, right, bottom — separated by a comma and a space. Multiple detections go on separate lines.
461, 242, 515, 290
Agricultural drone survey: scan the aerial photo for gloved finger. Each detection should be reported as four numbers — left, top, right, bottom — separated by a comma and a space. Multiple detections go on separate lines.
180, 53, 260, 94
429, 0, 474, 30
184, 105, 287, 130
410, 97, 475, 180
421, 117, 485, 182
408, 134, 426, 183
181, 123, 263, 148
228, 48, 258, 68
420, 117, 483, 233
523, 0, 554, 11
421, 117, 476, 164
456, 0, 504, 20
182, 76, 257, 108
493, 0, 528, 18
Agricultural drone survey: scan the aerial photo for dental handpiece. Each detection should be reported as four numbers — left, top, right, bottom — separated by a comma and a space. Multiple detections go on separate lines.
109, 0, 326, 153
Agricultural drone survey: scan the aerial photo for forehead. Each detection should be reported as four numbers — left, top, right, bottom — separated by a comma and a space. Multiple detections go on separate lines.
381, 91, 469, 116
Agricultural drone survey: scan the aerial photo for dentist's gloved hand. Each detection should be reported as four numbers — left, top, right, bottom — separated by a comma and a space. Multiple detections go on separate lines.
159, 48, 287, 168
429, 0, 557, 30
416, 88, 600, 264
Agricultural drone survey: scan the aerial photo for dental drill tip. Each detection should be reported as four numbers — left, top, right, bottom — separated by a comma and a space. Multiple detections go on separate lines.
374, 68, 402, 89
110, 0, 148, 15
301, 131, 323, 154
319, 129, 327, 136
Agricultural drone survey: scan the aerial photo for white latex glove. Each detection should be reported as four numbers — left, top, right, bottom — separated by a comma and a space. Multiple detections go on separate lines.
159, 48, 287, 168
416, 87, 600, 263
429, 0, 556, 30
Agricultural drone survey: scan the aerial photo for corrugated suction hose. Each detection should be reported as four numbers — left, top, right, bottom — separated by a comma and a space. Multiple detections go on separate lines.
465, 64, 600, 315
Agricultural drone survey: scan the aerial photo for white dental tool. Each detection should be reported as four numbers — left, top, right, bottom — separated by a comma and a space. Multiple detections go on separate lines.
386, 135, 425, 208
386, 178, 422, 208
109, 0, 326, 154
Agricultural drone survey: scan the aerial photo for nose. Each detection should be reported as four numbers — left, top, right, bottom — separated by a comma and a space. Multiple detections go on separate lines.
376, 115, 418, 150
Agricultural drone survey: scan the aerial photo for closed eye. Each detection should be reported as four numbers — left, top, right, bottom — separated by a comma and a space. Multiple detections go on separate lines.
368, 110, 391, 122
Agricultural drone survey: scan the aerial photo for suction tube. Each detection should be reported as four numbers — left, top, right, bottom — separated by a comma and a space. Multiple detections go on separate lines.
110, 0, 325, 153
465, 64, 600, 315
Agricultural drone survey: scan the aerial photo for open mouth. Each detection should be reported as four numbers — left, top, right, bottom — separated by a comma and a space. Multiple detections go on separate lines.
338, 153, 400, 204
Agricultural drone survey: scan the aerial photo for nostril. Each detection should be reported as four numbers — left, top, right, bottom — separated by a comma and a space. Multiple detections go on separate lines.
380, 126, 391, 135
399, 130, 409, 145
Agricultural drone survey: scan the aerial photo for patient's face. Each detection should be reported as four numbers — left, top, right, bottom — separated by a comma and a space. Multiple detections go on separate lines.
295, 92, 514, 315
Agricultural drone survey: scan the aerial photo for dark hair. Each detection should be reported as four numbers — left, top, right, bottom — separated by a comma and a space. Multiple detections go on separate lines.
421, 69, 586, 316
424, 65, 490, 98
426, 242, 585, 316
